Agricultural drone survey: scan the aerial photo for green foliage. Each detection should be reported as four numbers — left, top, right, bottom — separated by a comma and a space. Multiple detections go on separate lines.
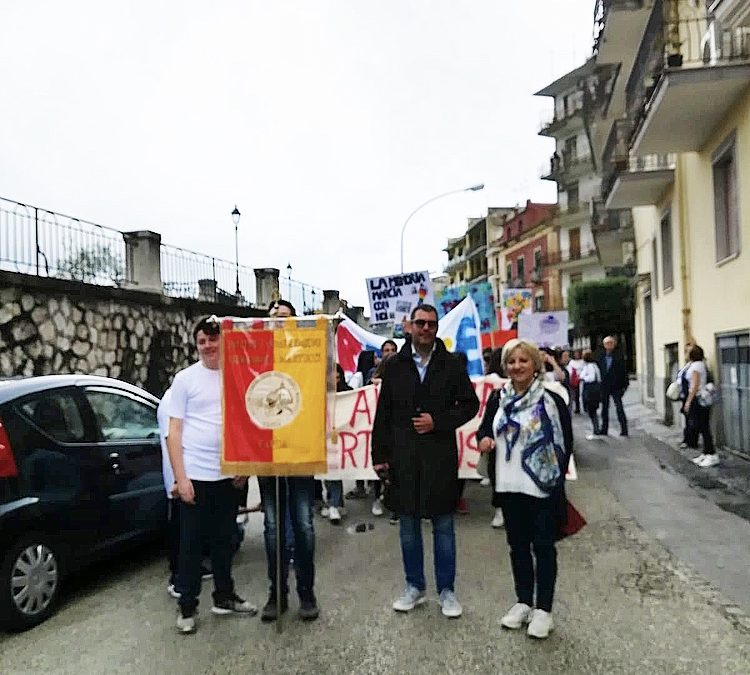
568, 276, 634, 338
59, 245, 124, 285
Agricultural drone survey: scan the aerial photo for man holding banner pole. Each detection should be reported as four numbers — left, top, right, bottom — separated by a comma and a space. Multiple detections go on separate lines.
372, 304, 479, 618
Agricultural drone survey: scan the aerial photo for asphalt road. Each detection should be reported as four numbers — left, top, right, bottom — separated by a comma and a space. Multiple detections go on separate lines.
1, 407, 749, 674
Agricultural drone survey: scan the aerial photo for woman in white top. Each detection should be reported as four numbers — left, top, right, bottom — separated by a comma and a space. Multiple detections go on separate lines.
579, 349, 602, 438
683, 344, 717, 467
476, 339, 573, 639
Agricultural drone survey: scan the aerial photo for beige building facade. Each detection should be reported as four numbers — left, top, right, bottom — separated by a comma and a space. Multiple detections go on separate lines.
595, 0, 750, 454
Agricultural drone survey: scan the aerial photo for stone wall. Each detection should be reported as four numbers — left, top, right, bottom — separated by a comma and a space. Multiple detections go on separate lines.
0, 271, 264, 396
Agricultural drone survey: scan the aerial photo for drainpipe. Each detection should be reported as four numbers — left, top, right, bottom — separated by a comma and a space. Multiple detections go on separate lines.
676, 154, 692, 346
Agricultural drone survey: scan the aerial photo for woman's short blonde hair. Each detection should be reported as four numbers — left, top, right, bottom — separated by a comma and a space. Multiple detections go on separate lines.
501, 338, 544, 376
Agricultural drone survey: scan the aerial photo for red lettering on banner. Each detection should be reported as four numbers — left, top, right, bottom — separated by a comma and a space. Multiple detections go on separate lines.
475, 381, 498, 420
465, 431, 478, 469
339, 431, 358, 469
348, 389, 372, 427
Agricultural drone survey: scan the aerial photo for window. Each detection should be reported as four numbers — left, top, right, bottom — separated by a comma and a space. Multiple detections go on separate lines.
660, 209, 674, 291
713, 134, 740, 262
516, 256, 526, 283
564, 136, 577, 162
19, 390, 86, 443
652, 237, 659, 298
534, 294, 545, 311
569, 228, 581, 258
567, 185, 579, 211
85, 388, 158, 441
534, 249, 542, 274
506, 262, 513, 282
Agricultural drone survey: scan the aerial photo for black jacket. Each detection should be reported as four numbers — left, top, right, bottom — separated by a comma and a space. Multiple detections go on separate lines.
371, 338, 479, 516
476, 384, 573, 536
598, 352, 628, 392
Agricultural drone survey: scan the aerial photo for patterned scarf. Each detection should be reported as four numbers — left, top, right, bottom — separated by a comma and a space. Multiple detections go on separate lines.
495, 377, 566, 492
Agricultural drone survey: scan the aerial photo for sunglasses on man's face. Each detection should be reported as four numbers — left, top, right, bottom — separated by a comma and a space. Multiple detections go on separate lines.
412, 319, 438, 329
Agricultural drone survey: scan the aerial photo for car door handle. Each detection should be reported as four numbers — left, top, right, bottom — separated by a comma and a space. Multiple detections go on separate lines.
109, 452, 120, 459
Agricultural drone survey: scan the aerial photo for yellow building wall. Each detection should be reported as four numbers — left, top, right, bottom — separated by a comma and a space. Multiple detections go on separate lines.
682, 86, 750, 367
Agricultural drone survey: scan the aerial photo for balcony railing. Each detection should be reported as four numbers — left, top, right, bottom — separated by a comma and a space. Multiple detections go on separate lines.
627, 4, 750, 144
540, 151, 594, 181
591, 199, 635, 233
545, 248, 599, 266
602, 152, 676, 201
538, 99, 585, 134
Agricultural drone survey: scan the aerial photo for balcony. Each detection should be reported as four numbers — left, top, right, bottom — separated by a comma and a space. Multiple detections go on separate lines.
540, 151, 594, 182
443, 255, 466, 274
557, 203, 587, 228
593, 0, 652, 65
592, 199, 635, 268
538, 103, 585, 137
604, 153, 676, 209
545, 247, 599, 269
630, 12, 750, 153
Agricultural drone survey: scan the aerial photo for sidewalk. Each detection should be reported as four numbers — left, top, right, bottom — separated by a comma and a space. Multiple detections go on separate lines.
620, 382, 750, 522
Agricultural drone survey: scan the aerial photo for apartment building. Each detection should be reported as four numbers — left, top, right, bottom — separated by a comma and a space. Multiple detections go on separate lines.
535, 60, 621, 306
594, 0, 750, 455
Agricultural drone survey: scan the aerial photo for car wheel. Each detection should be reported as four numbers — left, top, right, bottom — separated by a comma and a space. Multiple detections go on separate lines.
0, 534, 62, 631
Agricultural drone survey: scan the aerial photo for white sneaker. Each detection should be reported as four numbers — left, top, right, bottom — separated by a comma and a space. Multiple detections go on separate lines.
698, 454, 720, 468
176, 610, 196, 634
328, 505, 342, 523
438, 590, 463, 618
527, 609, 554, 639
691, 454, 706, 465
392, 585, 426, 612
480, 477, 491, 487
371, 498, 384, 516
500, 602, 532, 629
320, 506, 330, 518
167, 583, 181, 599
491, 508, 504, 529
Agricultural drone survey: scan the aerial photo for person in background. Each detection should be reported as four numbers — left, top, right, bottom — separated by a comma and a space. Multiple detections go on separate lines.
484, 348, 506, 529
477, 339, 573, 639
369, 340, 399, 518
323, 365, 350, 524
598, 335, 629, 437
372, 305, 479, 619
567, 349, 585, 415
483, 347, 494, 375
683, 344, 718, 468
580, 350, 602, 440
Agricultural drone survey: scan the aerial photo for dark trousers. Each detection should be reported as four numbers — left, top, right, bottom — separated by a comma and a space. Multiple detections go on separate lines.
498, 493, 558, 612
571, 383, 581, 414
177, 479, 237, 614
258, 476, 316, 600
686, 401, 715, 454
601, 387, 628, 435
168, 498, 180, 583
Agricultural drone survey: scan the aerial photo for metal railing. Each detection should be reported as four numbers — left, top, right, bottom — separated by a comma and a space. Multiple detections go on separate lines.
591, 199, 635, 233
545, 248, 599, 266
0, 196, 128, 286
602, 152, 676, 201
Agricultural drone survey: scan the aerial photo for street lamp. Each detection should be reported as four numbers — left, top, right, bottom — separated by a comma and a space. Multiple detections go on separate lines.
286, 262, 292, 300
232, 205, 241, 297
400, 183, 484, 273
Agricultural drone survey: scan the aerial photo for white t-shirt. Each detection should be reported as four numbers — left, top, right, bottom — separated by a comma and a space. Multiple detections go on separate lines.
167, 361, 223, 481
568, 358, 585, 380
157, 388, 174, 496
580, 362, 601, 384
685, 360, 708, 390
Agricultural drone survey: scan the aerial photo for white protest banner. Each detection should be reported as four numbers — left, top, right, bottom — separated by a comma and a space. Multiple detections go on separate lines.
321, 375, 578, 482
366, 270, 435, 325
517, 310, 569, 348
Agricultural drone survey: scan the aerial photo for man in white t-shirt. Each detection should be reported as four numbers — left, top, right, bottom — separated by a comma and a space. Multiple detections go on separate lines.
167, 317, 257, 634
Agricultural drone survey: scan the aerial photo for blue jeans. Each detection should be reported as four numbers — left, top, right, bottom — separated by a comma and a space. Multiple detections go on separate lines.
325, 480, 343, 507
399, 514, 456, 594
258, 476, 316, 599
177, 479, 237, 614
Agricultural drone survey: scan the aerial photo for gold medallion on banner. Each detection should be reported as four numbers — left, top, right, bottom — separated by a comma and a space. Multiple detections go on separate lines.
245, 371, 302, 429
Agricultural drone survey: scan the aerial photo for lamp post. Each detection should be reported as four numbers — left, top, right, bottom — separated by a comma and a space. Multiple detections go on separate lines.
232, 205, 241, 297
286, 263, 292, 300
399, 183, 484, 273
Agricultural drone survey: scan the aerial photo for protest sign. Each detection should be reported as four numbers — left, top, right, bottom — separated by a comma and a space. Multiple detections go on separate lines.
500, 288, 533, 330
518, 310, 569, 348
366, 270, 435, 325
436, 282, 498, 333
221, 317, 332, 476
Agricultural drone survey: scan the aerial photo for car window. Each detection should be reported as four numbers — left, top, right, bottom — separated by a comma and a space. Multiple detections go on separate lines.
84, 388, 159, 441
19, 390, 86, 443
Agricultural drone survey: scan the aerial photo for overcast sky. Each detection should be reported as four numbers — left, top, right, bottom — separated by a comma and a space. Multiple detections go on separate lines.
1, 1, 595, 309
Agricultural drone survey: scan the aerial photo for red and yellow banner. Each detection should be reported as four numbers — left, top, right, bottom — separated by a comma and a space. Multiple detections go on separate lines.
221, 317, 330, 476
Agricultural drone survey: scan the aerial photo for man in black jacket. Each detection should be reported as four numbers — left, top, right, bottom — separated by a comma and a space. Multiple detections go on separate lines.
372, 304, 479, 619
597, 335, 629, 437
